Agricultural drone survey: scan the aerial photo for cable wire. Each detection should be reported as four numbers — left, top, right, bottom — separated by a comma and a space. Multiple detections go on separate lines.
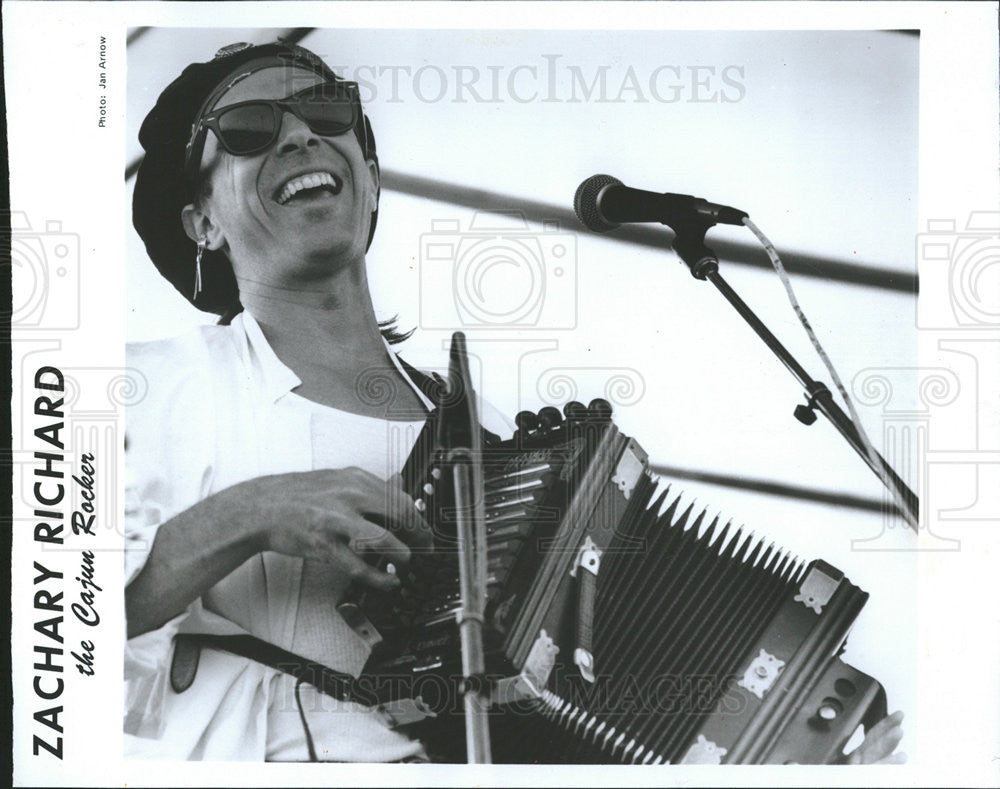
742, 217, 915, 528
295, 677, 319, 762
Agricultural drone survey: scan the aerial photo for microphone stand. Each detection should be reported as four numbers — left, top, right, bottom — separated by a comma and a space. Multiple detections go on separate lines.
439, 332, 492, 763
450, 454, 492, 763
671, 220, 920, 530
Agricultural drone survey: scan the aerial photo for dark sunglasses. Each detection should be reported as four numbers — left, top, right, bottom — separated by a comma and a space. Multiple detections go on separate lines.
185, 81, 366, 180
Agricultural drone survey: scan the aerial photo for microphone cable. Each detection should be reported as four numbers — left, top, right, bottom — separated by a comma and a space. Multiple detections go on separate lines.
741, 217, 915, 528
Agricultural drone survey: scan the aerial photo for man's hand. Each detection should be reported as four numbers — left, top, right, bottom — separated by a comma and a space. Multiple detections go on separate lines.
843, 710, 906, 764
237, 467, 433, 591
126, 467, 431, 638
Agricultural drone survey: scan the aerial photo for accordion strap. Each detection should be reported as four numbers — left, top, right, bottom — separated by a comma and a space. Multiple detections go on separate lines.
170, 632, 364, 704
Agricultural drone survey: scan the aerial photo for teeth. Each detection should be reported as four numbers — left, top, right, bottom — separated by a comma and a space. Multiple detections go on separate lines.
277, 171, 340, 204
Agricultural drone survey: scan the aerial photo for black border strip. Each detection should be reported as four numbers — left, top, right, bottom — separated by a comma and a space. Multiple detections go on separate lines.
1, 2, 15, 777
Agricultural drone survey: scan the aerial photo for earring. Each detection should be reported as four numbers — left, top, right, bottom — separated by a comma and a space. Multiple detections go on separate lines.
193, 237, 206, 299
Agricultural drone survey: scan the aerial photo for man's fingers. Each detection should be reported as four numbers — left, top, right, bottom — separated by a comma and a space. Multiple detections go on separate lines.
296, 467, 432, 554
846, 710, 905, 764
335, 547, 402, 592
880, 710, 905, 729
343, 517, 412, 566
872, 722, 904, 760
865, 710, 903, 740
361, 482, 434, 551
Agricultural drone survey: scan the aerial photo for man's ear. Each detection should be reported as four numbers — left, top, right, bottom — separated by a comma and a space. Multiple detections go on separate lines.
365, 158, 380, 213
181, 203, 226, 250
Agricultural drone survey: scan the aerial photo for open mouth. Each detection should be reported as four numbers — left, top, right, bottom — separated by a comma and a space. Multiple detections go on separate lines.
275, 171, 343, 205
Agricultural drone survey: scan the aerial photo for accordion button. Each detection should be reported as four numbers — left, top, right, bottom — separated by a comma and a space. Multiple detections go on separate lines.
515, 410, 539, 432
818, 699, 843, 720
538, 406, 562, 429
587, 398, 613, 420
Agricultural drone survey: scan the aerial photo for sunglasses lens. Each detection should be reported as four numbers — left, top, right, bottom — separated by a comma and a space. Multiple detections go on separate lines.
294, 85, 357, 134
216, 104, 279, 154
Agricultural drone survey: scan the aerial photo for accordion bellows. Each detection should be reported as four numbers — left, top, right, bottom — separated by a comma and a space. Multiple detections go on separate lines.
355, 403, 886, 763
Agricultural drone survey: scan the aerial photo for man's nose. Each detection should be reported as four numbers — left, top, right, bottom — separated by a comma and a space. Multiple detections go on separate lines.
275, 111, 320, 154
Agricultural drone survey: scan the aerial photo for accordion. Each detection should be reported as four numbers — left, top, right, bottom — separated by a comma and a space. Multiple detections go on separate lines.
351, 399, 887, 764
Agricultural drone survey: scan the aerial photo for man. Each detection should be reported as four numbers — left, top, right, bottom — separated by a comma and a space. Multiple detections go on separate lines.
125, 39, 501, 761
125, 39, 903, 764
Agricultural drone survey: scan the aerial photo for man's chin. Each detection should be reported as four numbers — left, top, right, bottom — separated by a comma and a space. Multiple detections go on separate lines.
283, 210, 367, 249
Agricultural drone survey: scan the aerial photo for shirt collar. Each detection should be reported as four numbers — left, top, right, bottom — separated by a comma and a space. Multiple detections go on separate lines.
235, 310, 302, 403
234, 309, 435, 411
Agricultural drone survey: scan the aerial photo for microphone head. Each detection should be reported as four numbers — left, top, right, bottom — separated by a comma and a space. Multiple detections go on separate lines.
574, 174, 623, 232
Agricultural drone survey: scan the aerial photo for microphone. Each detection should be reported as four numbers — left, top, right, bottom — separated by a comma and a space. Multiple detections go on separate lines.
574, 174, 748, 233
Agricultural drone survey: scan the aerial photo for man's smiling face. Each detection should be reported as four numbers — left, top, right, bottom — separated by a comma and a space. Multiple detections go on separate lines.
190, 66, 379, 288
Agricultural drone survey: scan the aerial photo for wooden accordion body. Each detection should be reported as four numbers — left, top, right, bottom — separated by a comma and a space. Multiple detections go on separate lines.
354, 402, 887, 764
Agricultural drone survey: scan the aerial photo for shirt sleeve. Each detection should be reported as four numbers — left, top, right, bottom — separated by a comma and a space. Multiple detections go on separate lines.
123, 333, 217, 737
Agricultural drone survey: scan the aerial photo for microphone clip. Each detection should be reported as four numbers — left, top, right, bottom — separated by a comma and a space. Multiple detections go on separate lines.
669, 215, 721, 280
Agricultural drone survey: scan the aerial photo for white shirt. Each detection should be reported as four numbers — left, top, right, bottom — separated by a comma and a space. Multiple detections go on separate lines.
123, 311, 512, 760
